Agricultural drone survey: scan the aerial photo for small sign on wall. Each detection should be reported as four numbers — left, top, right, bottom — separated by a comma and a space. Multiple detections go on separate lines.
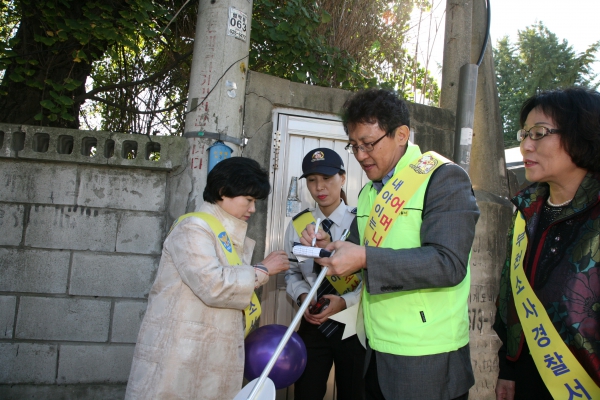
227, 7, 248, 41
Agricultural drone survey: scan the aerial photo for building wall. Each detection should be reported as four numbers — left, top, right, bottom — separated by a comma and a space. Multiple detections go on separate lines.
0, 124, 188, 399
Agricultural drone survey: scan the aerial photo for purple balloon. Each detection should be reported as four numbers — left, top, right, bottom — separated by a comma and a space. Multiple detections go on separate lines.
244, 324, 307, 389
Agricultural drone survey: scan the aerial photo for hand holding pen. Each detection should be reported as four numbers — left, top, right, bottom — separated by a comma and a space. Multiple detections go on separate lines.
318, 231, 365, 277
311, 218, 321, 247
299, 219, 330, 248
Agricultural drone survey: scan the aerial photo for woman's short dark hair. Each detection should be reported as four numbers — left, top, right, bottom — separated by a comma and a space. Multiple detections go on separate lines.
341, 89, 410, 137
203, 157, 271, 203
519, 87, 600, 173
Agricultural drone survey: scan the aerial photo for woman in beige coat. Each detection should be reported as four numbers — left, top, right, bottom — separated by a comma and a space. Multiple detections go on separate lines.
125, 157, 289, 400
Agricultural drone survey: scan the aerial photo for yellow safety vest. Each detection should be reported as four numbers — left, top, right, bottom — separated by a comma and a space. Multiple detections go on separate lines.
358, 145, 470, 356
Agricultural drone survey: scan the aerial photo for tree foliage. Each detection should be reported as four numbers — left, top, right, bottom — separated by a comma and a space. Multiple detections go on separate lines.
251, 0, 439, 103
0, 0, 192, 129
1, 0, 440, 134
83, 4, 195, 135
494, 22, 599, 148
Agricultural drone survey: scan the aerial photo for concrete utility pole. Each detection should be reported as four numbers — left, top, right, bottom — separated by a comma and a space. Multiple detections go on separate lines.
181, 0, 253, 212
441, 1, 513, 399
440, 0, 473, 111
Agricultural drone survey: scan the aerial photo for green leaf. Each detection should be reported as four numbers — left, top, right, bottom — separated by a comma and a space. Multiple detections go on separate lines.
63, 81, 80, 91
44, 80, 64, 92
26, 80, 45, 90
34, 34, 57, 46
40, 99, 57, 110
57, 95, 74, 106
60, 111, 75, 121
142, 29, 157, 38
141, 1, 155, 12
278, 21, 291, 32
8, 71, 25, 82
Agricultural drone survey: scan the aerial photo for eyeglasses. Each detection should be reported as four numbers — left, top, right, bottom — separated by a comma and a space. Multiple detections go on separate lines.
517, 125, 561, 142
345, 132, 389, 154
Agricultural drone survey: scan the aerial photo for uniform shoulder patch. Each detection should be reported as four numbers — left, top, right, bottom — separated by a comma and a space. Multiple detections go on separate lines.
292, 208, 311, 220
351, 207, 357, 214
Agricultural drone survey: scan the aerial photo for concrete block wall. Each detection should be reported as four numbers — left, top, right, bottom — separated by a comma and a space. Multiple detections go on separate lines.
0, 124, 188, 398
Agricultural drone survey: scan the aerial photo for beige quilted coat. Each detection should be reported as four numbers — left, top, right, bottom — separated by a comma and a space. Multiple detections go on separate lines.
125, 202, 264, 400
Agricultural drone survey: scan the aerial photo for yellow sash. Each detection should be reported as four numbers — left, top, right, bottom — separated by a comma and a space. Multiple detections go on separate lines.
510, 211, 600, 398
363, 152, 447, 247
292, 212, 361, 294
169, 212, 261, 337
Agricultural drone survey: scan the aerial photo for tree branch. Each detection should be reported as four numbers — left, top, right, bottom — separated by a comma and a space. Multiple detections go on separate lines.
74, 50, 193, 103
88, 96, 186, 115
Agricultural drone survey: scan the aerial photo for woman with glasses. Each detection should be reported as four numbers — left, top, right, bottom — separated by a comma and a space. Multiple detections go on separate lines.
494, 87, 600, 399
284, 148, 365, 400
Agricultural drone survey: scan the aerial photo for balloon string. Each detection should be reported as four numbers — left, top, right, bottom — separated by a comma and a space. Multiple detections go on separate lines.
245, 266, 329, 399
245, 228, 349, 399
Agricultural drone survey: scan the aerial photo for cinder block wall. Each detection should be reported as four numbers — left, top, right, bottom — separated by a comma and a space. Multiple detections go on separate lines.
0, 124, 188, 399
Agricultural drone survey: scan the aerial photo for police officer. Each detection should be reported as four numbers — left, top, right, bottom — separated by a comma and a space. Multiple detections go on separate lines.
284, 148, 365, 400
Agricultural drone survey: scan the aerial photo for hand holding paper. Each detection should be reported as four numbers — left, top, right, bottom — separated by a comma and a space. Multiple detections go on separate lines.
318, 240, 366, 277
292, 245, 332, 259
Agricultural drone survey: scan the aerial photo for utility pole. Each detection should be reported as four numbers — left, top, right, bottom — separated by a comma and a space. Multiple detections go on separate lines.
182, 0, 253, 211
440, 1, 513, 399
440, 0, 473, 111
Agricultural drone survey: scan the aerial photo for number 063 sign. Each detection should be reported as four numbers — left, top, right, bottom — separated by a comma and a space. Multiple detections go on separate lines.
227, 7, 248, 42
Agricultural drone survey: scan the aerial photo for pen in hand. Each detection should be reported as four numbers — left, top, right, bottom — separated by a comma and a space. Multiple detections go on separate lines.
311, 218, 321, 247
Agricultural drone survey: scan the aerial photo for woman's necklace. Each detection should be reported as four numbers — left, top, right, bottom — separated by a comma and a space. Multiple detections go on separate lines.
547, 197, 573, 207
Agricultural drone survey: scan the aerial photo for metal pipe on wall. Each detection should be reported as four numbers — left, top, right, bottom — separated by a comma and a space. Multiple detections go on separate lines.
451, 0, 490, 173
452, 64, 479, 172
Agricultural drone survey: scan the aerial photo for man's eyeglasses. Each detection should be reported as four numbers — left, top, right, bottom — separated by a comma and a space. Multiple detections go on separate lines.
517, 125, 561, 142
345, 132, 389, 154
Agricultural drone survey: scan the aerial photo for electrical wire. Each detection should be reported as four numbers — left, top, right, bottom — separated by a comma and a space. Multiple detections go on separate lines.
476, 0, 491, 66
184, 54, 249, 116
161, 0, 193, 36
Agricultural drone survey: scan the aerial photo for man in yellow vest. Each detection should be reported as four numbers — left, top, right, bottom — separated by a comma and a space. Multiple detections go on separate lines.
304, 89, 480, 400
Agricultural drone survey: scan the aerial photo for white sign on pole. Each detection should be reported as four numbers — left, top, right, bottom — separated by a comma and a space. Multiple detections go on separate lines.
227, 7, 248, 41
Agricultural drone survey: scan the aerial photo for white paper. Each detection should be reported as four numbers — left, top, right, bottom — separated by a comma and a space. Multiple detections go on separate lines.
460, 127, 473, 145
292, 246, 331, 259
328, 300, 366, 347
